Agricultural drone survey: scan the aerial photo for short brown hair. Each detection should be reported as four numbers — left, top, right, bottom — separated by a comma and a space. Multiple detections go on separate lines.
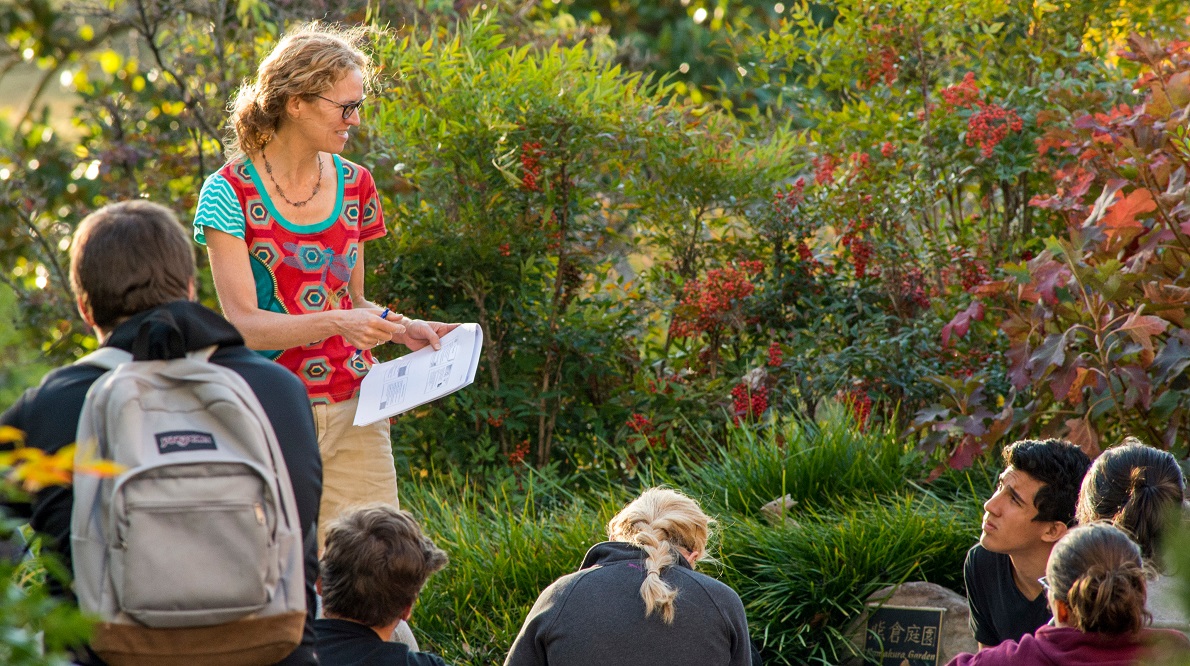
1047, 522, 1149, 634
227, 21, 373, 157
320, 504, 448, 628
69, 200, 195, 328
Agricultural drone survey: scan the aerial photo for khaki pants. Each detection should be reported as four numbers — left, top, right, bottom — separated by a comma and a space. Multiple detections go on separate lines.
311, 396, 398, 551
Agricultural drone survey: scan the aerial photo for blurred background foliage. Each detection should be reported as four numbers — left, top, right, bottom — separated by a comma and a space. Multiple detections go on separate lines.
2, 0, 1188, 472
4, 1, 1190, 662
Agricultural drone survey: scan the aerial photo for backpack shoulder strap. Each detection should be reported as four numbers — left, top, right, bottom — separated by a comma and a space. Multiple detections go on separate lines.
74, 347, 133, 371
75, 344, 216, 369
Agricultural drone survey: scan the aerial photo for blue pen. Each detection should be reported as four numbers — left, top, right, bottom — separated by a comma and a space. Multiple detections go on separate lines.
351, 308, 391, 361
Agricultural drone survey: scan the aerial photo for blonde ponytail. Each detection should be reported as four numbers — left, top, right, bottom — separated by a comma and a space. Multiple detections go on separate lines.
634, 521, 680, 623
607, 488, 713, 625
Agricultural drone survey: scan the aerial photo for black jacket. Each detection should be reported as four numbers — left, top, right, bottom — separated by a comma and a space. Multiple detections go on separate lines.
505, 541, 753, 666
315, 619, 448, 666
0, 300, 322, 666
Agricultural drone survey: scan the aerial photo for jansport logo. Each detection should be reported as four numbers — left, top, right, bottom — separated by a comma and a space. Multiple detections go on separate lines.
155, 430, 217, 454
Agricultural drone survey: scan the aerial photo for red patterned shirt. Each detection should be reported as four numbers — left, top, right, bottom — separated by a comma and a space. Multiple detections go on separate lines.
193, 155, 386, 404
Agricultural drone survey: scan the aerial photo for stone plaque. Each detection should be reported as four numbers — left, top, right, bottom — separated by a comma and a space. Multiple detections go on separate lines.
864, 604, 946, 665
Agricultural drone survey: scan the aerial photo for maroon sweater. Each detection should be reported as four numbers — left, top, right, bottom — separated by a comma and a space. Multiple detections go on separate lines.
946, 625, 1190, 666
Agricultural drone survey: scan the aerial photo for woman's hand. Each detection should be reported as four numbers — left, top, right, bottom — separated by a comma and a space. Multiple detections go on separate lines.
337, 307, 406, 350
395, 320, 460, 351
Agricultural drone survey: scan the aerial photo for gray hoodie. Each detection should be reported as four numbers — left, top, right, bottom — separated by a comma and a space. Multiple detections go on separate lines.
505, 541, 752, 666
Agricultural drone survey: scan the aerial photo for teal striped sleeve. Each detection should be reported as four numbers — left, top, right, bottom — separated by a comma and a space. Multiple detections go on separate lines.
193, 173, 246, 245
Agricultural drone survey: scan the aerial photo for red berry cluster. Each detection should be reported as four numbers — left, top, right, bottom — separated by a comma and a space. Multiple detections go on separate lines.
772, 178, 818, 250
739, 259, 764, 275
897, 266, 930, 310
671, 264, 759, 338
881, 141, 896, 158
940, 72, 981, 109
486, 411, 506, 428
812, 155, 838, 185
864, 46, 898, 88
839, 220, 875, 279
627, 412, 652, 433
795, 241, 814, 262
955, 252, 989, 292
840, 387, 872, 429
767, 341, 783, 367
626, 413, 666, 447
498, 242, 511, 257
520, 142, 543, 191
850, 151, 871, 171
507, 439, 531, 467
859, 19, 902, 90
967, 102, 1024, 158
731, 383, 769, 424
543, 210, 562, 252
772, 177, 807, 208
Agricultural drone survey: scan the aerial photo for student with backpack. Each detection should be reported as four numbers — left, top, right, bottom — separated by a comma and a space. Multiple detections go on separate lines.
0, 200, 321, 665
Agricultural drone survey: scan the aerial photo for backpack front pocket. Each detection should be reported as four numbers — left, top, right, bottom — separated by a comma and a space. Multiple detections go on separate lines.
111, 462, 275, 628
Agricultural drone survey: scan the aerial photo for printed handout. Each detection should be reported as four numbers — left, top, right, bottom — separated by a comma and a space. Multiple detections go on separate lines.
353, 323, 483, 426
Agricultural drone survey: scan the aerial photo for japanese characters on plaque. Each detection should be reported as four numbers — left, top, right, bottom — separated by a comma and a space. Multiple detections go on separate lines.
864, 605, 946, 666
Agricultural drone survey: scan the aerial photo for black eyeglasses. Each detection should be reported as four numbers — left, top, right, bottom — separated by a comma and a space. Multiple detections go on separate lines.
314, 94, 365, 120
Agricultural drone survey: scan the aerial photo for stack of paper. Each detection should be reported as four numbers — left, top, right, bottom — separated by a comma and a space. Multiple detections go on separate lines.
353, 323, 483, 426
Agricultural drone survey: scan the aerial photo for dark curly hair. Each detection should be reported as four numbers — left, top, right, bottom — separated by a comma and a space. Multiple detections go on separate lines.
1003, 438, 1091, 526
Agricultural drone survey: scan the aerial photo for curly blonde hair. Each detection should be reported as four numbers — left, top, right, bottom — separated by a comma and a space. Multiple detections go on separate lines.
226, 21, 374, 158
607, 487, 713, 625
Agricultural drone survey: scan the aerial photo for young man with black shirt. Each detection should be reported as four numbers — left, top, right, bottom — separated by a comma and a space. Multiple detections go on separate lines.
0, 201, 322, 665
964, 438, 1091, 649
316, 504, 449, 666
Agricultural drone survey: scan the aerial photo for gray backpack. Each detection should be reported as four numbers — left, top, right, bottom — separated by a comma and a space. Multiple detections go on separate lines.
71, 346, 307, 666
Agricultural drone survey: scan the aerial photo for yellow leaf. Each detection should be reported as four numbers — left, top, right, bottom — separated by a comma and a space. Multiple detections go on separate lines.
0, 425, 25, 444
76, 460, 126, 478
5, 446, 72, 493
50, 443, 77, 470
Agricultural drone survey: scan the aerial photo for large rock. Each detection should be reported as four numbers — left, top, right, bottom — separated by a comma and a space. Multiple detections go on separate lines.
759, 494, 799, 528
842, 581, 977, 665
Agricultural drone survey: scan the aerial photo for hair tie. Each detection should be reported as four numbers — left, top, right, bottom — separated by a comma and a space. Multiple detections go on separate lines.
647, 570, 661, 578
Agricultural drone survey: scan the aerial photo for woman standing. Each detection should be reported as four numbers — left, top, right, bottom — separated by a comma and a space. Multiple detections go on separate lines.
505, 487, 754, 666
193, 22, 455, 549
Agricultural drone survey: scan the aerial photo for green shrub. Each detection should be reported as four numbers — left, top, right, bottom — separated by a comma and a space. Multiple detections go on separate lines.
672, 404, 920, 517
721, 497, 976, 666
